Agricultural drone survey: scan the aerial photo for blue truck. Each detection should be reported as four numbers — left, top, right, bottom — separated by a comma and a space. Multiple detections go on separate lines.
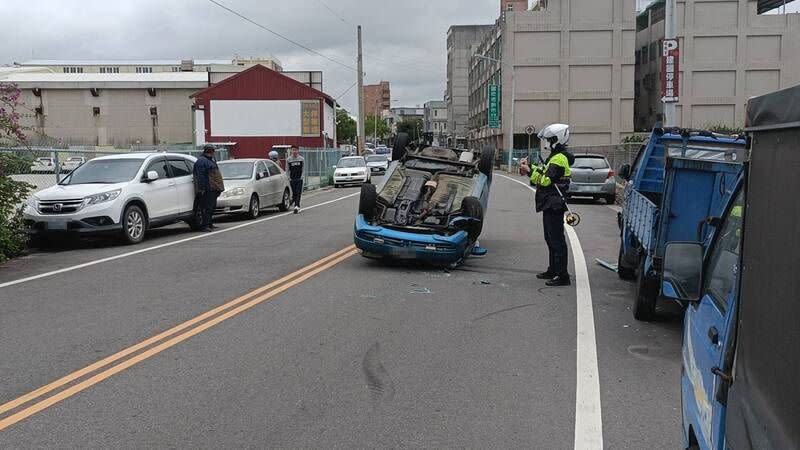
617, 127, 747, 321
661, 85, 800, 450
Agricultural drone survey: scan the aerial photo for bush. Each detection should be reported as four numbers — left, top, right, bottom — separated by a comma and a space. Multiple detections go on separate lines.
622, 134, 648, 144
705, 123, 744, 136
0, 176, 32, 263
0, 152, 34, 176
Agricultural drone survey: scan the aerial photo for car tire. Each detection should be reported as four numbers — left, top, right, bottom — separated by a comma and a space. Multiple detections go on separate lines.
248, 194, 260, 220
359, 183, 378, 221
617, 243, 636, 280
392, 132, 410, 161
278, 189, 290, 211
479, 145, 494, 178
461, 196, 483, 242
121, 204, 146, 245
633, 256, 659, 321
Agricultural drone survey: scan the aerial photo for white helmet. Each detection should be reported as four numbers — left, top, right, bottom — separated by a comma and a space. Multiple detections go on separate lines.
268, 150, 279, 161
538, 123, 570, 152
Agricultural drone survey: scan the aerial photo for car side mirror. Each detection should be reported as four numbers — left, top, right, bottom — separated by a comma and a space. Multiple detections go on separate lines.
662, 242, 704, 302
144, 170, 159, 182
332, 165, 337, 169
618, 164, 632, 181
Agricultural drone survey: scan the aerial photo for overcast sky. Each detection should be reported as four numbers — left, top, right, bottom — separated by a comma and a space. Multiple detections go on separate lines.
0, 0, 502, 113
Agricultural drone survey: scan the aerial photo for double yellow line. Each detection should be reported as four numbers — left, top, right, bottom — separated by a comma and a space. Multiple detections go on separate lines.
0, 245, 358, 431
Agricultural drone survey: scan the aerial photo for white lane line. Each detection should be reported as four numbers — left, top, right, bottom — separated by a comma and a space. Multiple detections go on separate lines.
496, 174, 603, 449
606, 204, 621, 213
0, 192, 359, 290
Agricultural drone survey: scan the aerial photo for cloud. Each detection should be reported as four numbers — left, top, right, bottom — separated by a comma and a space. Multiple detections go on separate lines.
0, 0, 500, 113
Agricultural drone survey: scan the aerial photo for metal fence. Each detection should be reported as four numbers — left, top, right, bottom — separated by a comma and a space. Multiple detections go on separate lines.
298, 148, 342, 191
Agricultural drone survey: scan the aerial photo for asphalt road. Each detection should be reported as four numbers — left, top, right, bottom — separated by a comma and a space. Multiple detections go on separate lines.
0, 176, 683, 448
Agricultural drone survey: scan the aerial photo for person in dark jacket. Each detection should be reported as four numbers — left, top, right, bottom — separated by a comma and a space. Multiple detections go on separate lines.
193, 145, 225, 231
286, 146, 305, 214
530, 124, 573, 287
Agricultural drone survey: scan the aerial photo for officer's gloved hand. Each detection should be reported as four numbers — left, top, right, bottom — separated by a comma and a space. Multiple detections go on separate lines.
530, 165, 545, 185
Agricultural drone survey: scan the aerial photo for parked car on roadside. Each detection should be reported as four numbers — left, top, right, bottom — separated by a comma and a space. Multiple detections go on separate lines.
333, 156, 370, 187
60, 156, 86, 173
24, 153, 200, 245
30, 157, 56, 173
375, 146, 392, 161
216, 159, 291, 219
366, 155, 389, 175
565, 154, 617, 204
354, 133, 494, 266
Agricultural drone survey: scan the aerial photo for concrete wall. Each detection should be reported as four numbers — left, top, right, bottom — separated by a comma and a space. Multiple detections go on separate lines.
635, 0, 800, 130
18, 88, 195, 146
500, 0, 636, 147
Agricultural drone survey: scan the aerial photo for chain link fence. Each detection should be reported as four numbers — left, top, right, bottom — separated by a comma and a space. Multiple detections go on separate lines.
298, 148, 343, 191
498, 143, 641, 184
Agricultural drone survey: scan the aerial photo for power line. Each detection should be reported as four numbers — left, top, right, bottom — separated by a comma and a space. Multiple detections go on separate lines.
335, 81, 358, 101
207, 0, 356, 72
316, 0, 354, 27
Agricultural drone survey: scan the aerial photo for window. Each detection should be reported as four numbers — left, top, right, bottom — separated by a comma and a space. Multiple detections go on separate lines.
573, 156, 609, 169
135, 67, 153, 73
301, 101, 320, 136
641, 46, 649, 63
167, 159, 192, 177
63, 66, 84, 73
649, 42, 658, 62
266, 161, 281, 176
100, 67, 119, 73
635, 50, 641, 65
145, 158, 170, 179
434, 110, 438, 117
256, 161, 269, 178
703, 190, 745, 311
171, 67, 180, 72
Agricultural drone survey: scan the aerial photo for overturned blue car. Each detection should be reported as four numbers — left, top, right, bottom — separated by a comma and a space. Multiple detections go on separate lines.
354, 133, 494, 266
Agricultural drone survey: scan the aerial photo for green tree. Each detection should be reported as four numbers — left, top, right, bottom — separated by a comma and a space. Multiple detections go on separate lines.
0, 82, 33, 263
336, 108, 357, 144
396, 118, 424, 141
364, 114, 390, 143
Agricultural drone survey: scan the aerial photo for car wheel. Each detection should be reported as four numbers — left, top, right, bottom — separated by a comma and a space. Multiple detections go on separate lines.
461, 196, 483, 242
121, 205, 146, 245
392, 133, 410, 161
278, 189, 290, 211
633, 256, 659, 321
617, 243, 636, 280
248, 194, 260, 219
479, 145, 495, 178
359, 183, 378, 221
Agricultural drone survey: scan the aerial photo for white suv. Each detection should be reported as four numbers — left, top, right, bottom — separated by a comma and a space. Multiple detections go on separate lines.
24, 153, 200, 244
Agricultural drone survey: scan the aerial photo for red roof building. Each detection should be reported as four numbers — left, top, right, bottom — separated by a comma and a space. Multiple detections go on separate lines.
191, 65, 336, 158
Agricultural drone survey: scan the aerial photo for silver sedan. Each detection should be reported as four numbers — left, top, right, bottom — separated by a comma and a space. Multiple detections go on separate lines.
216, 159, 292, 219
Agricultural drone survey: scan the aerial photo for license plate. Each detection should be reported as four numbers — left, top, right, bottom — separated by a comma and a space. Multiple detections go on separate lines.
48, 221, 68, 231
345, 177, 352, 181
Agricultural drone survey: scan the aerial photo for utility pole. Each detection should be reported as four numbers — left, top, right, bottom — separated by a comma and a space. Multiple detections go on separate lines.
663, 0, 677, 127
356, 25, 366, 156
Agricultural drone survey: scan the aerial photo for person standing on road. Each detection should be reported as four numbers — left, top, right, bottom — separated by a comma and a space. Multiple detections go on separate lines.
530, 124, 573, 287
286, 146, 305, 214
193, 145, 225, 231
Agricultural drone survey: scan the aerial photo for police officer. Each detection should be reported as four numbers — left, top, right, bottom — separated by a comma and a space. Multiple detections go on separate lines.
530, 124, 573, 287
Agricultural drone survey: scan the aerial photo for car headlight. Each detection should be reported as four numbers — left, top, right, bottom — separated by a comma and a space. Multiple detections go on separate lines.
223, 187, 246, 198
26, 195, 39, 209
84, 189, 121, 205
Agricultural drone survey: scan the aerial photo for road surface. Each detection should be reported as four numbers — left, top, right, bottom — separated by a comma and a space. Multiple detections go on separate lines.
0, 175, 683, 448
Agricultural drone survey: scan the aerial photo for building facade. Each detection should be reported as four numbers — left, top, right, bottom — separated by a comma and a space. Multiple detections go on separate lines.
18, 57, 283, 74
634, 0, 800, 131
5, 72, 209, 147
423, 100, 448, 137
446, 25, 494, 145
383, 107, 425, 134
362, 81, 391, 117
469, 0, 636, 149
192, 65, 336, 158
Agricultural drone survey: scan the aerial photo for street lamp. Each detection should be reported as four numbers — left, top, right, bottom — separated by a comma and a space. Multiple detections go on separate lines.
473, 53, 515, 171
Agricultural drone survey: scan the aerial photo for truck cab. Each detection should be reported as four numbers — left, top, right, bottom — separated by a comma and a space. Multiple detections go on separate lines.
618, 127, 746, 321
662, 84, 800, 450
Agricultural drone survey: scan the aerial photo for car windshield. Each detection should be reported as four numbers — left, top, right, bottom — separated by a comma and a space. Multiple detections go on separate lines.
573, 157, 609, 169
219, 162, 254, 180
367, 156, 388, 163
60, 159, 144, 185
338, 158, 365, 168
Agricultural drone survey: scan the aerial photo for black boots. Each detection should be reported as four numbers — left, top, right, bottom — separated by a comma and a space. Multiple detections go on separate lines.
536, 271, 556, 280
545, 275, 571, 287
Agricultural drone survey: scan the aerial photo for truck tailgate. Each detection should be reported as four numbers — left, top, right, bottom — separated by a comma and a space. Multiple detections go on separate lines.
623, 186, 658, 252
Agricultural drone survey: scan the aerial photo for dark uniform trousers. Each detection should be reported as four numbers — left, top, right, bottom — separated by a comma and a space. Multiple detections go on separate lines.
543, 208, 568, 277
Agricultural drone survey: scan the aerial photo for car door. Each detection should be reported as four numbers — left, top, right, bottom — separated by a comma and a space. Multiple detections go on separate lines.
265, 161, 284, 205
141, 157, 178, 219
253, 161, 271, 205
167, 157, 196, 215
682, 189, 744, 450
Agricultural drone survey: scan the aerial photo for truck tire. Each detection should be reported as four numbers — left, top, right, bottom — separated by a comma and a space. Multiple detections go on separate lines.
461, 196, 483, 241
617, 243, 636, 280
392, 133, 410, 161
633, 256, 659, 321
479, 145, 494, 178
359, 183, 378, 221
